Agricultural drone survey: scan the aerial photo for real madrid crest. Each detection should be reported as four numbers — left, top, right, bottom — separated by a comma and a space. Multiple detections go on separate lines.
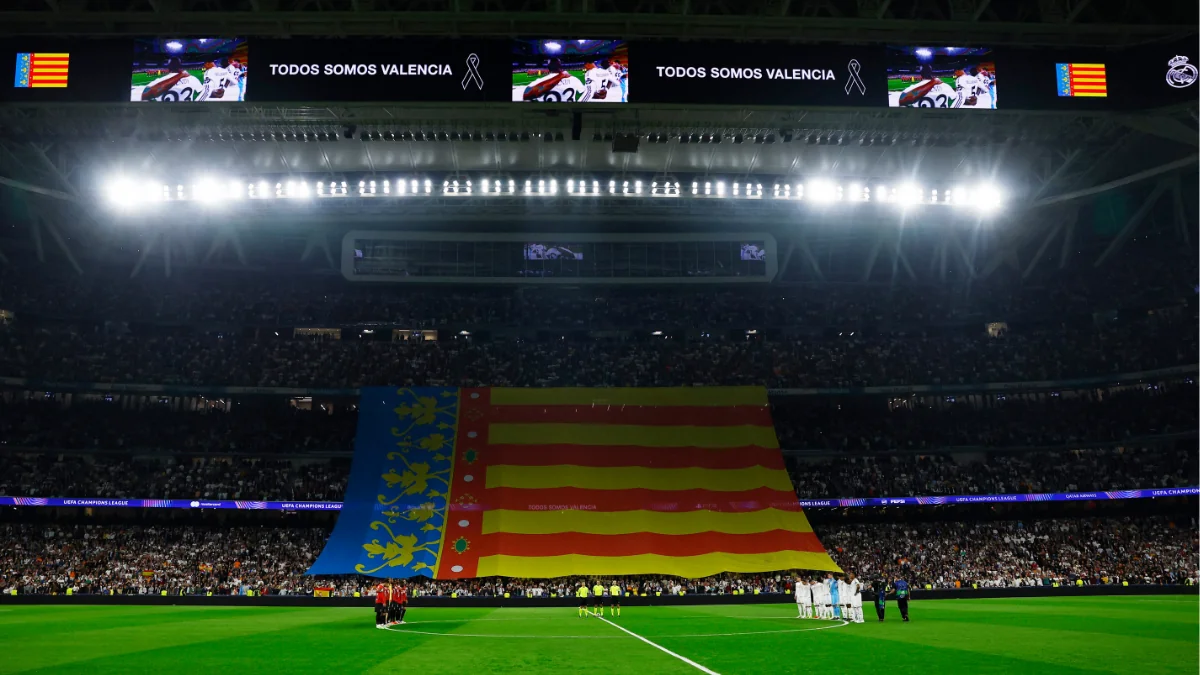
1166, 55, 1197, 89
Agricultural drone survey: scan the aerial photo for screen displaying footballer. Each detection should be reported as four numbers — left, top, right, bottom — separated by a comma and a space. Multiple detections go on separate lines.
887, 46, 996, 109
512, 39, 628, 102
131, 38, 247, 102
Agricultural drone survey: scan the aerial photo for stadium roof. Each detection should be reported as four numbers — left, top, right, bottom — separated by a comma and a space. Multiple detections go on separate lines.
1, 0, 1196, 46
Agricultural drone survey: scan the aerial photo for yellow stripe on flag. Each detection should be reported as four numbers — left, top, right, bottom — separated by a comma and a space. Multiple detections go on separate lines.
489, 386, 769, 407
485, 464, 795, 492
482, 508, 815, 536
489, 423, 779, 449
1068, 63, 1105, 68
1072, 92, 1107, 97
33, 53, 70, 58
477, 551, 842, 577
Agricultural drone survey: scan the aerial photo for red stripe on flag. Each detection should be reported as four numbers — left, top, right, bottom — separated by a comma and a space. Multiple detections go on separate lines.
487, 444, 785, 470
472, 530, 827, 557
467, 486, 804, 513
488, 404, 774, 427
439, 387, 493, 579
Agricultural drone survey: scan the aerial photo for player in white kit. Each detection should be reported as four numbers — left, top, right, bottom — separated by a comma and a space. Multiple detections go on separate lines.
196, 59, 238, 101
951, 66, 992, 109
794, 576, 813, 618
607, 60, 627, 101
812, 579, 829, 619
846, 573, 865, 623
131, 57, 202, 102
581, 60, 621, 102
520, 57, 586, 102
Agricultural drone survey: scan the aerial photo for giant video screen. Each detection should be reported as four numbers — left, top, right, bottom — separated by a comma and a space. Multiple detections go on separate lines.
887, 46, 996, 109
512, 39, 628, 102
131, 38, 248, 102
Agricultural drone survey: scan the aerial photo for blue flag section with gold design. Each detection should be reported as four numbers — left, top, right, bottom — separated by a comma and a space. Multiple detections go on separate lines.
307, 387, 460, 578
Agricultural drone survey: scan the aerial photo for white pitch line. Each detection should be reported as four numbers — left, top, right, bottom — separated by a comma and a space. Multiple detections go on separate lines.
667, 620, 849, 638
384, 626, 627, 639
588, 611, 721, 675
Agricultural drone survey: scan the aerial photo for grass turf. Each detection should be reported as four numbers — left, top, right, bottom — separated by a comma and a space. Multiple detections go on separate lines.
0, 597, 1195, 674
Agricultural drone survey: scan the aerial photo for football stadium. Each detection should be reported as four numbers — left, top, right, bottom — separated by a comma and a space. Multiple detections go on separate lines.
0, 2, 1198, 674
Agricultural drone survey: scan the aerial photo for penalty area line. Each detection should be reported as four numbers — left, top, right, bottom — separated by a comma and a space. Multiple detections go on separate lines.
587, 611, 721, 675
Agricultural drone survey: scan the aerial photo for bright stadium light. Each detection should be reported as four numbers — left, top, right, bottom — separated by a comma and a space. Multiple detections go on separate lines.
896, 183, 922, 206
975, 183, 1005, 212
192, 177, 224, 206
807, 180, 839, 203
544, 41, 562, 52
102, 177, 142, 209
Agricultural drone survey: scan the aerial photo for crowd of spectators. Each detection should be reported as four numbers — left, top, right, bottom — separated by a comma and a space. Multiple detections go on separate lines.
2, 517, 1193, 597
0, 444, 1192, 502
1, 314, 1194, 389
1, 383, 1192, 460
821, 517, 1198, 589
0, 455, 348, 501
773, 384, 1197, 451
0, 401, 356, 454
789, 446, 1198, 499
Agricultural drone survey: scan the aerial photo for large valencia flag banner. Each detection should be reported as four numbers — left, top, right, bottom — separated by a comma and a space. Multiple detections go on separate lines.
308, 387, 839, 579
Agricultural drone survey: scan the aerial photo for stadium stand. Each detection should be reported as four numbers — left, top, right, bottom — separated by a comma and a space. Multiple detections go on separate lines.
2, 517, 1193, 597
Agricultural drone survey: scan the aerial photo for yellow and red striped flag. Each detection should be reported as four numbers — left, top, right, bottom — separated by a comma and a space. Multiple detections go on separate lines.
1056, 63, 1106, 97
13, 53, 70, 89
309, 386, 840, 579
445, 386, 839, 578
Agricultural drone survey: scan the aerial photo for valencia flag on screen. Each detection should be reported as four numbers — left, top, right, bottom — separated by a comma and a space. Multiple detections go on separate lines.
308, 386, 840, 579
13, 52, 69, 88
1056, 63, 1106, 97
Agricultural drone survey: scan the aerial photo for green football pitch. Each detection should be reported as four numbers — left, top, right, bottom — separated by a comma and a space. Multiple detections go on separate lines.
131, 70, 206, 87
512, 70, 588, 87
1, 597, 1196, 674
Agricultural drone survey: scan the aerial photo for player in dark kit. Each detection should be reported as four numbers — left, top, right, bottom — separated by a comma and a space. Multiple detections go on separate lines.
386, 582, 401, 626
373, 581, 389, 628
893, 577, 911, 622
395, 583, 409, 624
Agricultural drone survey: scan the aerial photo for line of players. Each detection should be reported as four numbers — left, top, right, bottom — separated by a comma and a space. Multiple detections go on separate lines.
896, 65, 995, 109
794, 572, 866, 624
576, 580, 624, 617
132, 56, 246, 103
373, 581, 409, 629
520, 58, 628, 103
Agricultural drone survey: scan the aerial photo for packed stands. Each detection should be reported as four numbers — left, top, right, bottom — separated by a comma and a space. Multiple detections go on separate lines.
2, 517, 1193, 597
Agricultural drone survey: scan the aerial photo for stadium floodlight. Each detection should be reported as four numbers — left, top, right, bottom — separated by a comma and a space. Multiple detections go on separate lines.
635, 180, 642, 194
716, 181, 725, 196
166, 41, 183, 52
915, 48, 932, 58
846, 184, 863, 202
102, 177, 141, 209
975, 184, 1005, 212
544, 41, 562, 52
192, 177, 226, 206
424, 179, 432, 194
875, 185, 888, 202
807, 180, 838, 203
896, 183, 922, 206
